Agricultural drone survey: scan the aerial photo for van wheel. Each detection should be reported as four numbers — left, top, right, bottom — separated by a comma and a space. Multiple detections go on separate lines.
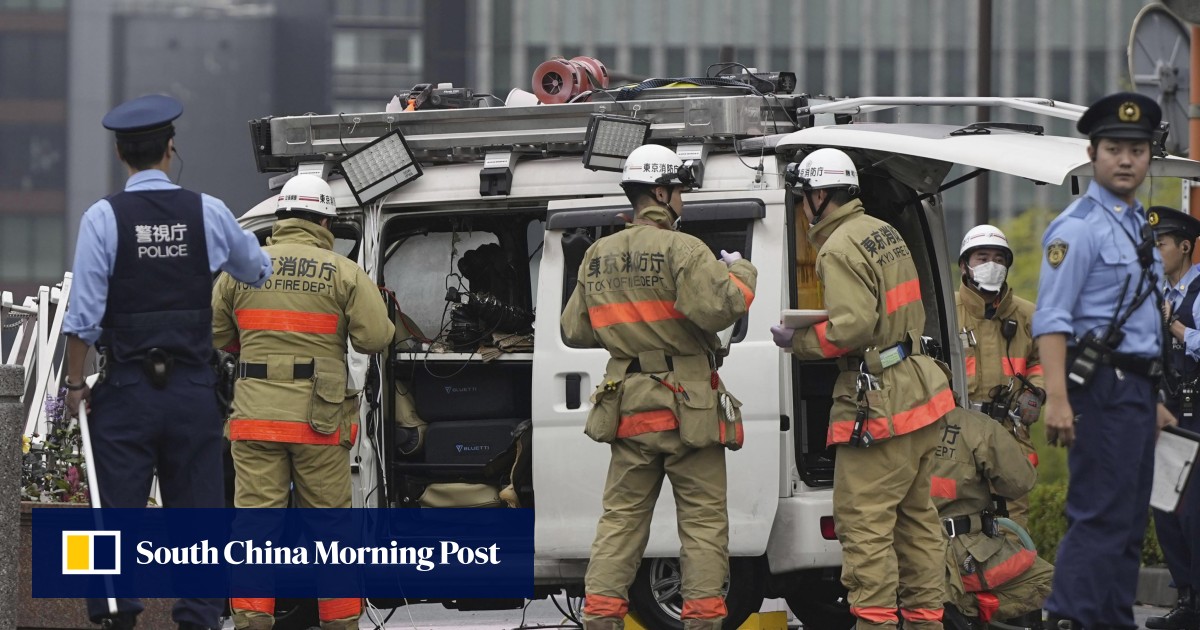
784, 580, 854, 629
628, 557, 762, 630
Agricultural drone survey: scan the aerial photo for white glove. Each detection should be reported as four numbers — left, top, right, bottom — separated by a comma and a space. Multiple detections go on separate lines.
720, 249, 743, 265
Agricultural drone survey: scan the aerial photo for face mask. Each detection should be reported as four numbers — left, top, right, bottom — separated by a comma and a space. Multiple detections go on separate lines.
970, 261, 1008, 292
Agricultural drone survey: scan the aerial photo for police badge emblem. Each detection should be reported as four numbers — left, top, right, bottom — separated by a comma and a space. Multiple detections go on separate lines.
1148, 210, 1160, 226
1047, 239, 1068, 269
1118, 101, 1140, 123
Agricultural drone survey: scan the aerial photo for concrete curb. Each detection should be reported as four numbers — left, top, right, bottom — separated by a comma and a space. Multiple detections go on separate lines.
1138, 566, 1178, 608
1, 364, 25, 630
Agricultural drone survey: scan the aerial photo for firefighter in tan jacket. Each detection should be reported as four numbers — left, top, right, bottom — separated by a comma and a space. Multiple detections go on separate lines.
931, 407, 1052, 627
770, 149, 955, 630
561, 144, 757, 630
955, 226, 1044, 528
212, 175, 394, 630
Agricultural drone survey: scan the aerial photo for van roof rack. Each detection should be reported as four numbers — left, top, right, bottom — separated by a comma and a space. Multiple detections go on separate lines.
248, 93, 801, 173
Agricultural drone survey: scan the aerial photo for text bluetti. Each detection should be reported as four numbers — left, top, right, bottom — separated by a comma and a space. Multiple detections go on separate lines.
135, 540, 500, 572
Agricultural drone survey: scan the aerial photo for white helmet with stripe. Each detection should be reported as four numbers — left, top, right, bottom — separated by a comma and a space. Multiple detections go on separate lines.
621, 144, 697, 190
788, 148, 860, 191
276, 174, 337, 218
959, 224, 1013, 266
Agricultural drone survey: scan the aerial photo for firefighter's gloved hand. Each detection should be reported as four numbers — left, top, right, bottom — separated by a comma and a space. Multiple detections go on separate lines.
720, 250, 743, 265
1014, 387, 1045, 426
770, 324, 795, 349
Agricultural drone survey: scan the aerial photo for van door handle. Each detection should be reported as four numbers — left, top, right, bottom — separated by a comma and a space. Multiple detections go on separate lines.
565, 373, 581, 409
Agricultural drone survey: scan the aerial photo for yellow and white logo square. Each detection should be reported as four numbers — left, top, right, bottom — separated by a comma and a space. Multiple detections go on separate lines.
62, 531, 121, 575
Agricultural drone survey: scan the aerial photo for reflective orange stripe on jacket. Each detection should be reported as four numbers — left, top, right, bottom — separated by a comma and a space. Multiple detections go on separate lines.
827, 388, 954, 445
236, 309, 339, 334
616, 409, 678, 439
965, 355, 976, 377
729, 273, 755, 308
228, 419, 358, 445
318, 598, 362, 620
588, 300, 685, 328
885, 278, 921, 314
813, 321, 851, 358
975, 592, 1000, 622
930, 476, 957, 499
960, 548, 1037, 592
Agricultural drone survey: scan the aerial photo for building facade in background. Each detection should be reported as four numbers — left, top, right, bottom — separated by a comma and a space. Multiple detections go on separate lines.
0, 0, 68, 300
0, 0, 1175, 298
468, 0, 1159, 249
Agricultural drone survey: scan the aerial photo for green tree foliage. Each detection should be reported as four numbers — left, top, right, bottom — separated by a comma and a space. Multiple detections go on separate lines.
1027, 480, 1164, 565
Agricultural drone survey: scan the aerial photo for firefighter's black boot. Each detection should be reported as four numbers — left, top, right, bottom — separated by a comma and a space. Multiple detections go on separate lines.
1146, 586, 1200, 630
942, 603, 982, 630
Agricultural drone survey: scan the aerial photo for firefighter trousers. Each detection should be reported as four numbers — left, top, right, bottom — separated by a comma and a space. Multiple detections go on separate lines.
230, 439, 359, 630
583, 429, 729, 629
834, 419, 947, 629
947, 548, 1053, 622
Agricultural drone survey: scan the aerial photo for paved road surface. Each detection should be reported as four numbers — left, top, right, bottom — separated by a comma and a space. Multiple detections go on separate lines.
223, 600, 1172, 628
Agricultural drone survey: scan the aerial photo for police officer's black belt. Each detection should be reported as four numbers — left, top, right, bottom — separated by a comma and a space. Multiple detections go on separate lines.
942, 513, 995, 538
1069, 348, 1163, 379
627, 356, 674, 373
239, 361, 315, 380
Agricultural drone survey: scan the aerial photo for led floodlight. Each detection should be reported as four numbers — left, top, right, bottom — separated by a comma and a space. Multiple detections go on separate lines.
337, 129, 423, 206
582, 114, 652, 172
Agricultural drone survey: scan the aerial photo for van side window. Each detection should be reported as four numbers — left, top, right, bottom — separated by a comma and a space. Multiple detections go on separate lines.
380, 212, 541, 353
552, 199, 762, 347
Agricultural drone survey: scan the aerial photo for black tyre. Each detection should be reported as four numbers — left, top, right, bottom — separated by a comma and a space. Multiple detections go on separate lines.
628, 557, 762, 630
784, 578, 854, 629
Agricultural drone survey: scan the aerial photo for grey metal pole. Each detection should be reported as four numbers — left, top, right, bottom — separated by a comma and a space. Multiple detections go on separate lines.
0, 365, 25, 630
974, 0, 993, 226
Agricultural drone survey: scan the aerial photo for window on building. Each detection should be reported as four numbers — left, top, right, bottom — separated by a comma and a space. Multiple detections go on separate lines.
875, 50, 896, 97
0, 214, 64, 282
0, 124, 65, 190
666, 47, 687, 78
0, 33, 67, 99
1051, 50, 1071, 101
336, 0, 420, 19
910, 49, 931, 96
806, 50, 826, 95
333, 30, 421, 70
630, 46, 652, 79
945, 49, 966, 97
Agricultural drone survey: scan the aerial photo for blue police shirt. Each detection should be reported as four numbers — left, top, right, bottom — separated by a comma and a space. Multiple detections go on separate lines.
1165, 263, 1200, 361
1032, 180, 1163, 358
64, 170, 272, 346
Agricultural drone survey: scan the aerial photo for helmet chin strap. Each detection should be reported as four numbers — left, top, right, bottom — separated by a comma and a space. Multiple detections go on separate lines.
804, 189, 833, 225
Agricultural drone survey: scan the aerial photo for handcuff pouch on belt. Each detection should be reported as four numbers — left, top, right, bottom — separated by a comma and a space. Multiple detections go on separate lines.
142, 347, 174, 389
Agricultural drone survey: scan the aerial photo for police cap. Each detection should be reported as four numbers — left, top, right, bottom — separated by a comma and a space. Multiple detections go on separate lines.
1076, 92, 1161, 141
102, 94, 183, 141
1149, 206, 1200, 242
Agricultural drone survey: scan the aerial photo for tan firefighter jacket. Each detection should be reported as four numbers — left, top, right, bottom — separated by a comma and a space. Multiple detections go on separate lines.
932, 407, 1038, 593
212, 218, 394, 447
790, 199, 955, 446
561, 205, 757, 440
956, 282, 1044, 402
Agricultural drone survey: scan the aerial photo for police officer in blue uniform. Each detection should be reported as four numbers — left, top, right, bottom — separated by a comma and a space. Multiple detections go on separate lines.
1032, 92, 1178, 630
62, 94, 272, 630
1146, 206, 1200, 630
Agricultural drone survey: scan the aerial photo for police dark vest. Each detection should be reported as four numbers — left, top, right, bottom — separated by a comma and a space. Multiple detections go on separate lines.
99, 188, 213, 365
1169, 281, 1200, 383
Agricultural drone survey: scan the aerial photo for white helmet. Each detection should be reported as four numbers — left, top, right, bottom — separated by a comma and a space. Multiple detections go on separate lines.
959, 225, 1013, 266
787, 148, 860, 192
276, 174, 337, 218
621, 144, 698, 190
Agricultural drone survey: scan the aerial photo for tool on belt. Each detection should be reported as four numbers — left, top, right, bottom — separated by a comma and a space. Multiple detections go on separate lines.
851, 368, 879, 448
